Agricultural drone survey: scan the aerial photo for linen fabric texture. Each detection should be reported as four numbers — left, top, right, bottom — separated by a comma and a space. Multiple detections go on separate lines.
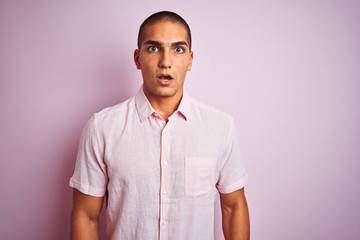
69, 87, 248, 240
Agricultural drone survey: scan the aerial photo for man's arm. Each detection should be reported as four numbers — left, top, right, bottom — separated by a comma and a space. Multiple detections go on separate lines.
70, 189, 104, 240
219, 187, 250, 240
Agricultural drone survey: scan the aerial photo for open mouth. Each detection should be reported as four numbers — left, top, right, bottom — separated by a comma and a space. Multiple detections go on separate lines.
157, 74, 173, 81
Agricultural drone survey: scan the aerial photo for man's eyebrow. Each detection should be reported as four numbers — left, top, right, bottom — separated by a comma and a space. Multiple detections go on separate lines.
171, 41, 188, 47
143, 40, 188, 47
144, 40, 161, 46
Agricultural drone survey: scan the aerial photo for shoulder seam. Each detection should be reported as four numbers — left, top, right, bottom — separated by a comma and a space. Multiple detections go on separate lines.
190, 96, 233, 122
94, 97, 135, 119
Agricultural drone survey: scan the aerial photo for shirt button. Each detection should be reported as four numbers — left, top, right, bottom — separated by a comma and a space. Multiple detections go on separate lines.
161, 221, 167, 226
163, 161, 168, 166
162, 191, 167, 195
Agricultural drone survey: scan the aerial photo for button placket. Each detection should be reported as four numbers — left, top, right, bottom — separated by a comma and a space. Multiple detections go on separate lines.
159, 124, 171, 239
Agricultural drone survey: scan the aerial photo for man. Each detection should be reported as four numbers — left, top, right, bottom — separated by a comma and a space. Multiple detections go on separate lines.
70, 11, 249, 240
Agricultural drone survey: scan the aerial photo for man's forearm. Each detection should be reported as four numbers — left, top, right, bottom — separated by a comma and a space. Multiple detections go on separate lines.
222, 203, 250, 240
70, 212, 100, 240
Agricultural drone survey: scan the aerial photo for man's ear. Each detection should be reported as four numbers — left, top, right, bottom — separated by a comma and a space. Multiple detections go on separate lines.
187, 51, 194, 71
134, 49, 141, 69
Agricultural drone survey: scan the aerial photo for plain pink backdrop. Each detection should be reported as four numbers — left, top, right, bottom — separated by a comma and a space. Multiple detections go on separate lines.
1, 1, 359, 239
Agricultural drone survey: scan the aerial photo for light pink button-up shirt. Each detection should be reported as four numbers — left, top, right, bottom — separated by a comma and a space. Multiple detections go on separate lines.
70, 87, 248, 240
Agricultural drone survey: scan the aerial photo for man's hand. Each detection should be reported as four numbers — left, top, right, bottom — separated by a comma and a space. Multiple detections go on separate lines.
220, 187, 250, 240
70, 189, 104, 240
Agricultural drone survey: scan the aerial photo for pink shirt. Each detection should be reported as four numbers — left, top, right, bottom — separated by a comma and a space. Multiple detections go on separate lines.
70, 87, 248, 240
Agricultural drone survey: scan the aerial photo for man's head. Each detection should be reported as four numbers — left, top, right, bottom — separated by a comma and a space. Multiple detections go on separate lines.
134, 11, 193, 102
137, 11, 192, 51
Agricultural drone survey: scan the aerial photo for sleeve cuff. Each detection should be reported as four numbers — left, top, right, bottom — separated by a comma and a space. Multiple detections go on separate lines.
217, 171, 249, 194
69, 177, 106, 197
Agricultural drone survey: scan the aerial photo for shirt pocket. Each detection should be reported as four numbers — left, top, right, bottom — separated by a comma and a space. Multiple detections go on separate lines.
185, 157, 217, 197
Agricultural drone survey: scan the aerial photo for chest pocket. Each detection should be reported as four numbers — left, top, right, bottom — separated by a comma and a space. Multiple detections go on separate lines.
184, 157, 217, 197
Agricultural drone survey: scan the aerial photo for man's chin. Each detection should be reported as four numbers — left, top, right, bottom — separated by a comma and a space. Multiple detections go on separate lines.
144, 84, 182, 100
153, 87, 178, 98
156, 91, 176, 98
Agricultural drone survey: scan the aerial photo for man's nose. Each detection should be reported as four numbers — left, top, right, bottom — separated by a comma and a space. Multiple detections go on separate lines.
158, 50, 172, 68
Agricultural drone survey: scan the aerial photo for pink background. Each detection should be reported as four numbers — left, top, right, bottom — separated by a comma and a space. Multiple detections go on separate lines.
1, 1, 359, 239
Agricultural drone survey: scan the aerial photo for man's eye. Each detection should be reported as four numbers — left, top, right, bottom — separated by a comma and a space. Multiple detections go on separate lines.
174, 47, 184, 53
148, 46, 159, 52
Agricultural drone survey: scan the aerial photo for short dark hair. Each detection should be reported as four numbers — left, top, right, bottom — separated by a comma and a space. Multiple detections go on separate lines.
137, 11, 192, 50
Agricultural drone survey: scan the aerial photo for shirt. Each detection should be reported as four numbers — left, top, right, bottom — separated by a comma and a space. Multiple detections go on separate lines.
69, 86, 248, 240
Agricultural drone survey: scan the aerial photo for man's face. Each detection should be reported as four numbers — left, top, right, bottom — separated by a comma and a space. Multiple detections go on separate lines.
134, 20, 193, 102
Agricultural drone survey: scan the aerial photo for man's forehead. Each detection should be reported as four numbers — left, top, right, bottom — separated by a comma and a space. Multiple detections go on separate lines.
142, 21, 190, 45
145, 19, 186, 30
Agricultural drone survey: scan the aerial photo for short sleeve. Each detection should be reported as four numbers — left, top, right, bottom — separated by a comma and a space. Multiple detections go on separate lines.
216, 120, 248, 194
69, 115, 107, 197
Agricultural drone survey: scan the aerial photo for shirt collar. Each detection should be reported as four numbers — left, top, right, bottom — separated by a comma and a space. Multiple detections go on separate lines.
177, 89, 191, 121
135, 86, 191, 123
135, 86, 156, 123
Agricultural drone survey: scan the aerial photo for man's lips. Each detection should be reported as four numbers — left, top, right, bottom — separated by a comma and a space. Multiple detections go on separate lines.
156, 74, 174, 86
156, 74, 173, 81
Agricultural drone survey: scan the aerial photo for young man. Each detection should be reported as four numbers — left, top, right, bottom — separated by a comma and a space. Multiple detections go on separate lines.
70, 11, 249, 240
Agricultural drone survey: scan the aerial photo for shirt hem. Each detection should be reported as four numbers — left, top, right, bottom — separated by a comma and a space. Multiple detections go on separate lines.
217, 171, 248, 194
69, 177, 106, 197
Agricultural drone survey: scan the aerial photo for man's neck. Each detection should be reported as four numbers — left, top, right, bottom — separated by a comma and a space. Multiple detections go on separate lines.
144, 90, 183, 122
